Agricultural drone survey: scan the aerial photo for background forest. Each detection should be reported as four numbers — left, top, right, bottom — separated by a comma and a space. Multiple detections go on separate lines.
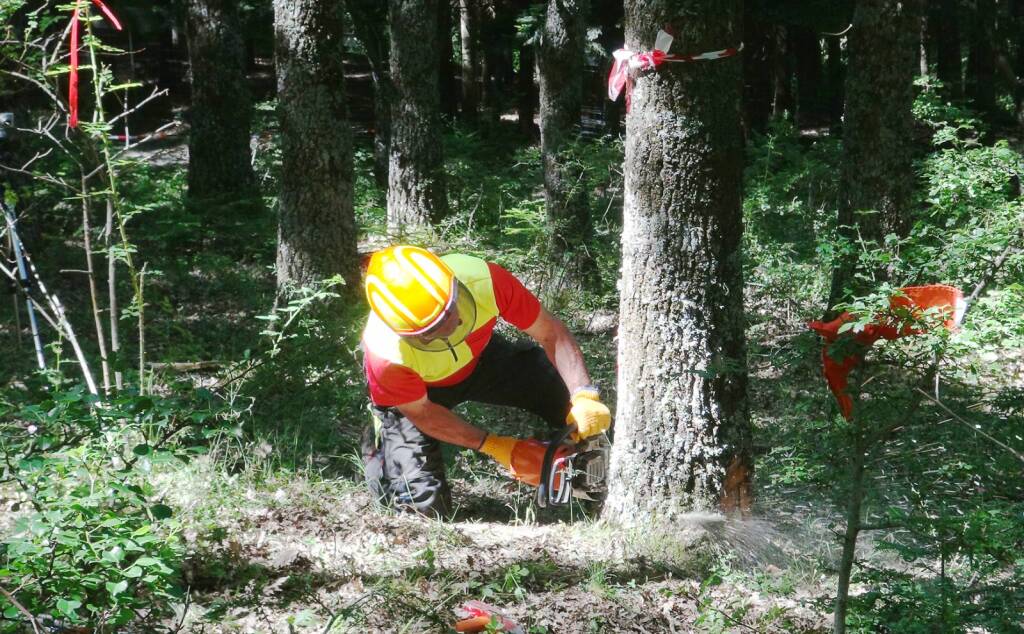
0, 0, 1022, 632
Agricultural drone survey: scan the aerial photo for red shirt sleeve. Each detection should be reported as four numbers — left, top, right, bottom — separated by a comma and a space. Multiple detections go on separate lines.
487, 262, 541, 329
364, 348, 426, 406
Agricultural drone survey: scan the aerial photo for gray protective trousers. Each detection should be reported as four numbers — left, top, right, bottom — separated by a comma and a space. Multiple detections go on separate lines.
361, 334, 570, 517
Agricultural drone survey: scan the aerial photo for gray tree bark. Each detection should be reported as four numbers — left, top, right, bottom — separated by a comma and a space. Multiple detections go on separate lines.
603, 0, 751, 524
185, 0, 256, 203
349, 0, 393, 189
827, 0, 921, 314
273, 0, 358, 292
439, 0, 459, 119
388, 0, 448, 230
537, 0, 591, 266
459, 0, 482, 123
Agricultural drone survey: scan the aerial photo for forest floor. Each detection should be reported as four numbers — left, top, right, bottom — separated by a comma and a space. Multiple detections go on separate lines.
3, 105, 1021, 632
160, 431, 840, 633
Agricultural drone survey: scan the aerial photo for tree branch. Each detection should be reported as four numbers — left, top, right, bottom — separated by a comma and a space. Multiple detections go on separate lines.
0, 584, 41, 634
915, 388, 1024, 464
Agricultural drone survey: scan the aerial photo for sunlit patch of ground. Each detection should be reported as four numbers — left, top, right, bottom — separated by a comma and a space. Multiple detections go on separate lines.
160, 455, 831, 633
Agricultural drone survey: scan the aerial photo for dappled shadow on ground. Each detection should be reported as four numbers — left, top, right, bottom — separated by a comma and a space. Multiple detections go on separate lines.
168, 474, 831, 633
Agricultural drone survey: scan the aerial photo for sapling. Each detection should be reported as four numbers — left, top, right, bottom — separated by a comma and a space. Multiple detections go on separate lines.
0, 2, 166, 393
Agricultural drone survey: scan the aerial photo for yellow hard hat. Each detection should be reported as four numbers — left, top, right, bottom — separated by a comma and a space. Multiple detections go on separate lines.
364, 245, 457, 336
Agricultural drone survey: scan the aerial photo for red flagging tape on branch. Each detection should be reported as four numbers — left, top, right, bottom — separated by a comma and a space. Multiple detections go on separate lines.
808, 284, 965, 420
67, 0, 123, 129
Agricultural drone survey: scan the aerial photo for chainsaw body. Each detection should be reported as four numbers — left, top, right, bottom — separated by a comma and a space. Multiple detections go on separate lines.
536, 426, 610, 508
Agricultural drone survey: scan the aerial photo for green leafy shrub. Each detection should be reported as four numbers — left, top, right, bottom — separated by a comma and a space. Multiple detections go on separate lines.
0, 387, 232, 631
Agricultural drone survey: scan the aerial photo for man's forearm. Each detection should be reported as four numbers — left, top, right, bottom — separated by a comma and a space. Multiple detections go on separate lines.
396, 399, 487, 449
547, 329, 591, 393
525, 308, 592, 393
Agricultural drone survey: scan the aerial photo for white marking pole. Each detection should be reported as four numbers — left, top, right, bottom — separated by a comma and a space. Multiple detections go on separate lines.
3, 202, 46, 369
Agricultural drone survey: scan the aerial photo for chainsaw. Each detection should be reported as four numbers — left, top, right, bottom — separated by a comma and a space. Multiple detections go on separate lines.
536, 424, 611, 508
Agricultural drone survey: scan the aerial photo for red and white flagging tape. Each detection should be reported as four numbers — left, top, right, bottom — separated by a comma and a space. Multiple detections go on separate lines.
607, 29, 742, 110
69, 0, 123, 128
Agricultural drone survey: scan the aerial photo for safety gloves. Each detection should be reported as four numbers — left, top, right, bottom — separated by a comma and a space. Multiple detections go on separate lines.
567, 386, 611, 439
479, 434, 566, 486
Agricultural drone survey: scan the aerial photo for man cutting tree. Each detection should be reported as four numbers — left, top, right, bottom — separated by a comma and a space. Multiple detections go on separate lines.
360, 245, 611, 516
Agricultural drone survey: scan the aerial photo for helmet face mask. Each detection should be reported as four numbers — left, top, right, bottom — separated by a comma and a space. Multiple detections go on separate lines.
403, 281, 477, 352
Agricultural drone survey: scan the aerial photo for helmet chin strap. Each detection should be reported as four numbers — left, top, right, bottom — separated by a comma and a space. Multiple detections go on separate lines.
441, 337, 458, 362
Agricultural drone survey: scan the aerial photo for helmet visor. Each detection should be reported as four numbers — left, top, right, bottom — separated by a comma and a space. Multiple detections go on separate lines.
404, 281, 477, 352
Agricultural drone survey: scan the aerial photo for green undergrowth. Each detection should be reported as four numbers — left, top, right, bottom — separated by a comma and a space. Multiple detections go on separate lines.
2, 80, 1023, 630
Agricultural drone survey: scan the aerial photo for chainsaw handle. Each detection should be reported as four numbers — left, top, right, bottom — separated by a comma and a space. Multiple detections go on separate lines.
536, 424, 576, 508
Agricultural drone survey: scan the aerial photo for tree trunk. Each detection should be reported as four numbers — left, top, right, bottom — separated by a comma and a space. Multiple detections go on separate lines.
826, 35, 845, 126
918, 13, 928, 77
771, 25, 795, 118
603, 0, 751, 524
459, 0, 482, 123
966, 0, 996, 117
1013, 0, 1024, 128
743, 11, 773, 136
826, 0, 921, 314
185, 0, 256, 204
834, 434, 868, 634
596, 0, 625, 137
790, 25, 826, 127
349, 0, 393, 189
930, 0, 962, 98
273, 0, 358, 291
537, 0, 590, 266
388, 0, 448, 229
439, 0, 459, 119
516, 42, 538, 137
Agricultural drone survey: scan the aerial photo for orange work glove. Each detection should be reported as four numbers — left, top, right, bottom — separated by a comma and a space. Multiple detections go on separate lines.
479, 434, 568, 487
567, 386, 611, 439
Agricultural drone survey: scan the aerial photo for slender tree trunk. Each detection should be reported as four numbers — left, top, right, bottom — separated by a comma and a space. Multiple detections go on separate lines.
516, 42, 538, 137
273, 0, 358, 291
459, 0, 481, 123
185, 0, 256, 203
834, 433, 868, 634
479, 4, 493, 119
603, 0, 750, 524
1013, 0, 1024, 128
349, 0, 393, 189
105, 198, 123, 391
597, 0, 625, 137
81, 176, 110, 394
790, 25, 825, 127
771, 25, 795, 118
537, 0, 590, 268
966, 0, 996, 117
931, 0, 962, 98
439, 0, 459, 119
826, 35, 845, 126
743, 11, 773, 136
389, 0, 448, 229
480, 4, 513, 123
918, 13, 928, 77
827, 0, 922, 314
